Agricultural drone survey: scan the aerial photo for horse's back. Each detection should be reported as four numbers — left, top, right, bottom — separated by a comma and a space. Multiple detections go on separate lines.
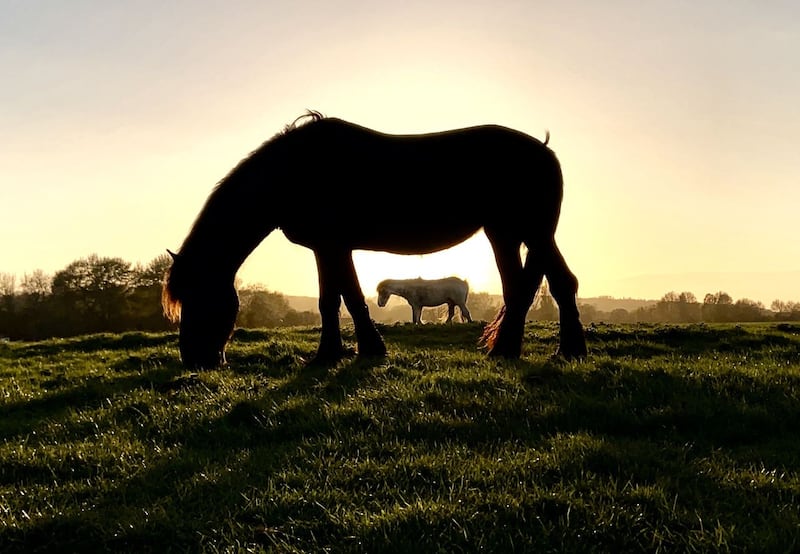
274, 116, 564, 252
292, 118, 557, 183
405, 277, 469, 305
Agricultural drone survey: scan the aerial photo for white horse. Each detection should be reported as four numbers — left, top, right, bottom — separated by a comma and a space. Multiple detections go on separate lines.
376, 277, 472, 324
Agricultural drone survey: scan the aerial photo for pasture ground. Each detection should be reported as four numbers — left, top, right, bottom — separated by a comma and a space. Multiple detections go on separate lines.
1, 321, 799, 552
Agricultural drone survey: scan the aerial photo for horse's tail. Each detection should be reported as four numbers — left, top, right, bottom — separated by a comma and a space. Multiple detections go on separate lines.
478, 304, 506, 351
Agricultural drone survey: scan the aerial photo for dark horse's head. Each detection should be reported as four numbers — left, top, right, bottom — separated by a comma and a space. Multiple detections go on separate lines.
162, 250, 239, 370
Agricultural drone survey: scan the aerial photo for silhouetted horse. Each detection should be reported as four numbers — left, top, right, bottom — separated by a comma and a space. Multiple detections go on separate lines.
377, 277, 472, 324
162, 111, 587, 369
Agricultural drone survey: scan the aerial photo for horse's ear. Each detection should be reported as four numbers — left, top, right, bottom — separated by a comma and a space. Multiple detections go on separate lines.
167, 249, 178, 261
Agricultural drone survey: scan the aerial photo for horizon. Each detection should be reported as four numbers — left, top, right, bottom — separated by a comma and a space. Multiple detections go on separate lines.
5, 247, 797, 308
2, 2, 798, 308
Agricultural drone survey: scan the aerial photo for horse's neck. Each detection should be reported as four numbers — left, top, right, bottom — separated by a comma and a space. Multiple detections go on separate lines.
392, 283, 415, 298
182, 223, 274, 281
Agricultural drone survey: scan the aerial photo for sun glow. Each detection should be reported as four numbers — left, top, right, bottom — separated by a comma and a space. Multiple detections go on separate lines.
237, 230, 504, 301
353, 231, 502, 299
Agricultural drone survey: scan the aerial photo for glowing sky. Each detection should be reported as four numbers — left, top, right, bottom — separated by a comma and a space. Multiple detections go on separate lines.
2, 1, 798, 305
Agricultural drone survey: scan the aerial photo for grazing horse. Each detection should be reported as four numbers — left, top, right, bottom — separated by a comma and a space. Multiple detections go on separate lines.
377, 277, 472, 324
162, 110, 587, 369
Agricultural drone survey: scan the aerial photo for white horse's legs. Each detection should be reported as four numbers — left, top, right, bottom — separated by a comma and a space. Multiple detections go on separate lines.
458, 302, 472, 322
410, 303, 423, 324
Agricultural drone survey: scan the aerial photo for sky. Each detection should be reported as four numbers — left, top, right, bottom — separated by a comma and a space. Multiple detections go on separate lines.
2, 1, 798, 306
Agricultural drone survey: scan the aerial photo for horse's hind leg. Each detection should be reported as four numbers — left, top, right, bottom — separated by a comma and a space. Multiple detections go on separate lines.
542, 241, 587, 360
458, 302, 472, 322
484, 233, 538, 358
446, 302, 456, 323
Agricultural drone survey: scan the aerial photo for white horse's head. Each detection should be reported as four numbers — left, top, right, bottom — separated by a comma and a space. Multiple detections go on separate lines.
376, 281, 392, 307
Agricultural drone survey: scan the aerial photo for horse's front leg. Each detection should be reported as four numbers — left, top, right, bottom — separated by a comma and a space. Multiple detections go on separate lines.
312, 250, 349, 364
336, 251, 387, 358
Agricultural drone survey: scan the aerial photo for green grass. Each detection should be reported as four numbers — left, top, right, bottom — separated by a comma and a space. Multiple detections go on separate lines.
1, 322, 799, 553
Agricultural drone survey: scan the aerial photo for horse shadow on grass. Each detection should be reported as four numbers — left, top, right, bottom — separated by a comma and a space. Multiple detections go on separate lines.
0, 352, 390, 551
4, 322, 800, 551
3, 331, 178, 359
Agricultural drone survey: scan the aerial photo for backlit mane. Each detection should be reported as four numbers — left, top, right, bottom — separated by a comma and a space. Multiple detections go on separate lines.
214, 109, 326, 189
161, 274, 181, 323
161, 110, 326, 324
281, 109, 325, 135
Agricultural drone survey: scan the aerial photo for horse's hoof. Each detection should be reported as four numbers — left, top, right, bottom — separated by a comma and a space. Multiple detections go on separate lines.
354, 332, 386, 357
555, 346, 588, 361
487, 348, 521, 359
305, 356, 336, 368
307, 347, 349, 367
358, 352, 387, 360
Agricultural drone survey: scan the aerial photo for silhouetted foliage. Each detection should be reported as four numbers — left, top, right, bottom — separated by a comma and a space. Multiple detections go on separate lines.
771, 300, 800, 321
1, 254, 798, 340
465, 292, 502, 322
0, 254, 176, 339
526, 279, 559, 321
236, 285, 318, 328
579, 290, 777, 324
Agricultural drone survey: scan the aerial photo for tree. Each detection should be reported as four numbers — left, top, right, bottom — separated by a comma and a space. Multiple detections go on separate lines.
676, 292, 700, 322
702, 291, 734, 322
0, 273, 16, 296
654, 292, 680, 322
282, 309, 320, 327
237, 286, 291, 328
577, 302, 599, 323
51, 254, 134, 333
127, 254, 175, 331
704, 291, 733, 305
772, 300, 788, 313
20, 270, 51, 296
609, 308, 631, 323
527, 279, 558, 321
14, 270, 54, 337
369, 297, 413, 323
131, 253, 172, 288
466, 292, 502, 322
0, 273, 17, 337
732, 298, 766, 322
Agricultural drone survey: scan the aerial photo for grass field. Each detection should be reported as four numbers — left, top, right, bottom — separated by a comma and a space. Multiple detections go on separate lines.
1, 321, 799, 553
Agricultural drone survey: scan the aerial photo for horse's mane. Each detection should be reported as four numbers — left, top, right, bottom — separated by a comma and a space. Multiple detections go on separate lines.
214, 109, 326, 189
282, 109, 325, 136
161, 110, 327, 322
162, 281, 181, 323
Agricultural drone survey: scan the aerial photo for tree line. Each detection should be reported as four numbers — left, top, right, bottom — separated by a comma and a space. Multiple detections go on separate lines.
578, 290, 800, 324
0, 254, 319, 341
1, 256, 798, 341
410, 286, 800, 326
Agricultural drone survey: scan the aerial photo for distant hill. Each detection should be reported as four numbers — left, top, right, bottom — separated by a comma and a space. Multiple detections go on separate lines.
579, 296, 657, 313
285, 295, 320, 313
286, 294, 657, 314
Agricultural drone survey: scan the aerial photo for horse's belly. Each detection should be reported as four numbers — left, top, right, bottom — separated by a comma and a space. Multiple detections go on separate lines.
354, 223, 482, 254
283, 219, 483, 255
